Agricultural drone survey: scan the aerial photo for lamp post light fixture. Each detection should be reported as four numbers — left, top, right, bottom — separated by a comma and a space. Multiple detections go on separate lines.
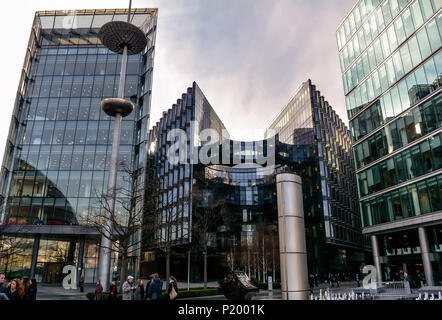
96, 1, 147, 290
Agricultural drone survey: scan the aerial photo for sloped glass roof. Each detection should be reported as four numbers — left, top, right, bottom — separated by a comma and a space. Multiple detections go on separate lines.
36, 8, 157, 30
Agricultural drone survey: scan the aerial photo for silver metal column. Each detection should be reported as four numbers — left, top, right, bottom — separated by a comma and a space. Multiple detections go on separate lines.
77, 236, 85, 285
418, 227, 434, 286
187, 250, 191, 291
97, 110, 123, 289
96, 2, 147, 291
29, 234, 40, 279
276, 173, 309, 300
371, 235, 382, 282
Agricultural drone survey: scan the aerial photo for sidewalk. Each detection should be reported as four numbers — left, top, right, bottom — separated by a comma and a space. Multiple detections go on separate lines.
34, 281, 362, 300
35, 281, 220, 300
37, 284, 95, 300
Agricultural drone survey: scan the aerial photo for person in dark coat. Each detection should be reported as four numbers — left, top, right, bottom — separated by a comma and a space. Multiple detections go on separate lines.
148, 273, 163, 300
0, 273, 6, 294
22, 277, 32, 301
94, 280, 103, 300
79, 276, 85, 293
136, 279, 145, 300
168, 276, 178, 300
308, 274, 314, 293
6, 278, 24, 301
109, 281, 118, 300
145, 275, 154, 300
28, 278, 37, 300
329, 273, 334, 287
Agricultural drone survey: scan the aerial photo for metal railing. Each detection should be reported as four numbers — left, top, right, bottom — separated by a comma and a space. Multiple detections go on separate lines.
372, 281, 411, 297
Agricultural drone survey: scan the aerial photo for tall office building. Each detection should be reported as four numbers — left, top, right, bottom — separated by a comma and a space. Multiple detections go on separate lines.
0, 9, 157, 283
265, 79, 371, 277
142, 80, 370, 282
337, 0, 442, 284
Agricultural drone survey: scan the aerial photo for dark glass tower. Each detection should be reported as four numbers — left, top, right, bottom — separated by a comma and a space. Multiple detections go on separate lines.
337, 0, 442, 285
0, 9, 157, 283
266, 79, 372, 278
142, 80, 370, 282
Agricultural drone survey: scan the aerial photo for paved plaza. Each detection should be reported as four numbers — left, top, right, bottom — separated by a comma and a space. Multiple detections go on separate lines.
35, 281, 366, 300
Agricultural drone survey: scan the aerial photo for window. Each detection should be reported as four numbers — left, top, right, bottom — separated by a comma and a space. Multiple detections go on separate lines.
416, 28, 432, 61
408, 36, 422, 67
417, 181, 431, 214
402, 8, 415, 37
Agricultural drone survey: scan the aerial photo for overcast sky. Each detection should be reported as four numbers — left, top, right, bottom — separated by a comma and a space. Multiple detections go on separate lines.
0, 0, 355, 162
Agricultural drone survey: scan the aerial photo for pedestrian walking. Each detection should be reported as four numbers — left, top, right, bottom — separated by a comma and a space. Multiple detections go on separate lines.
308, 274, 314, 293
335, 273, 340, 288
6, 278, 24, 301
136, 279, 145, 300
94, 280, 103, 300
22, 277, 32, 301
148, 273, 163, 300
314, 274, 319, 287
122, 276, 136, 300
29, 278, 38, 300
329, 273, 334, 288
79, 276, 85, 293
168, 276, 178, 300
145, 274, 154, 300
356, 273, 360, 287
0, 273, 6, 294
109, 281, 118, 300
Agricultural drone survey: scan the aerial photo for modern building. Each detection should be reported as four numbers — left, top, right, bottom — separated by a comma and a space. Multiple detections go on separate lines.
265, 79, 372, 278
0, 9, 157, 284
337, 0, 442, 285
142, 80, 370, 282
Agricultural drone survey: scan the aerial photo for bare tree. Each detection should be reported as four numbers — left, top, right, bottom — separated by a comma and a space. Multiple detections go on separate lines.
0, 232, 30, 273
192, 197, 226, 288
0, 199, 36, 275
143, 156, 186, 289
84, 165, 146, 290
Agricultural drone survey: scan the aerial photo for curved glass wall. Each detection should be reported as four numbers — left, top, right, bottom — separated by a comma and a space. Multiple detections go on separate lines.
350, 50, 442, 144
346, 10, 442, 119
2, 11, 157, 226
357, 132, 442, 197
361, 173, 442, 227
354, 90, 442, 169
341, 0, 440, 95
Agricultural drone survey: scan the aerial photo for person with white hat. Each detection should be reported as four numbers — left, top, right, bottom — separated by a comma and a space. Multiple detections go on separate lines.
122, 275, 136, 300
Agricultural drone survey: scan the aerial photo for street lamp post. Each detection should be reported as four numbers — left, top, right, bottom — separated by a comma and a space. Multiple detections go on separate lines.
96, 2, 147, 290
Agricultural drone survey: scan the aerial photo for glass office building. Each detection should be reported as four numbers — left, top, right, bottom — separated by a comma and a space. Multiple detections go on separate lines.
266, 79, 371, 278
0, 9, 157, 283
143, 81, 370, 282
337, 0, 442, 285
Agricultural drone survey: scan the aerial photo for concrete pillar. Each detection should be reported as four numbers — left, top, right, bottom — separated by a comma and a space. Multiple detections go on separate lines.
276, 173, 309, 300
29, 234, 40, 279
418, 227, 434, 286
402, 263, 408, 274
77, 236, 85, 284
371, 235, 382, 282
67, 240, 76, 264
187, 250, 191, 291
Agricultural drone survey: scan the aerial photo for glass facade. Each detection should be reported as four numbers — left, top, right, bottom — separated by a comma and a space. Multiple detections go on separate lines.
266, 80, 371, 275
338, 0, 442, 283
0, 9, 157, 283
142, 80, 370, 283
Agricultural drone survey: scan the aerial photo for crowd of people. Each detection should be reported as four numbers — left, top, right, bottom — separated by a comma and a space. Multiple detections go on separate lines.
0, 273, 38, 301
93, 274, 179, 301
308, 272, 364, 293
